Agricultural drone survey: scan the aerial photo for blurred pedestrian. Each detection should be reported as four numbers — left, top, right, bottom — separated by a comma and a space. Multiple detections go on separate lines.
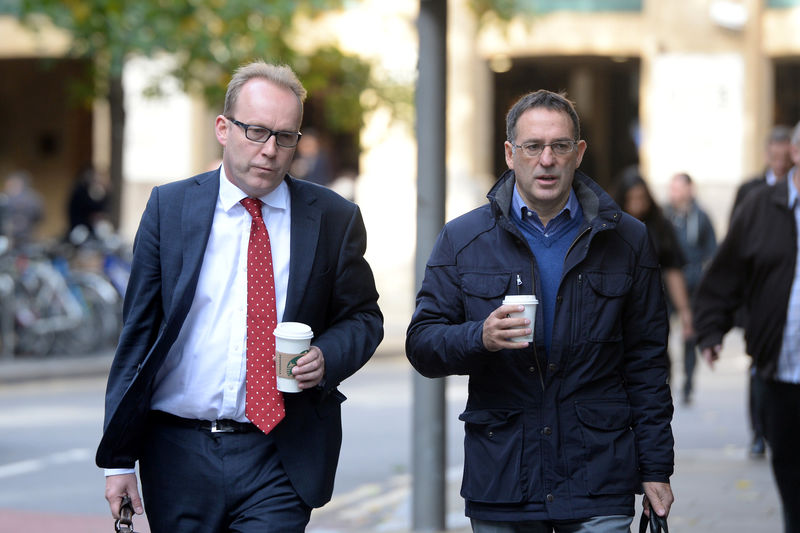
67, 164, 110, 240
290, 128, 334, 186
615, 169, 693, 348
97, 60, 383, 533
728, 125, 792, 458
407, 90, 674, 532
664, 172, 717, 404
1, 170, 43, 249
693, 120, 800, 533
731, 124, 793, 217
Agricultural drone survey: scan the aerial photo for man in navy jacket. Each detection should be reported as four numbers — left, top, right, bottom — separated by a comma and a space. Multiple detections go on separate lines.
97, 61, 382, 532
406, 90, 674, 532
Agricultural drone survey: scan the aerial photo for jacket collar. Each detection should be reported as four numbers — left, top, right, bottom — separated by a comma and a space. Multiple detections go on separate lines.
487, 169, 622, 228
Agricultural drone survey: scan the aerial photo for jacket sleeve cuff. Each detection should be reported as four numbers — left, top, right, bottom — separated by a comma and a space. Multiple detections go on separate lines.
697, 333, 724, 351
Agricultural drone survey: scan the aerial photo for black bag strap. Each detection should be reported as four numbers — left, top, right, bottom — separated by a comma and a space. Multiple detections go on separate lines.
639, 511, 669, 533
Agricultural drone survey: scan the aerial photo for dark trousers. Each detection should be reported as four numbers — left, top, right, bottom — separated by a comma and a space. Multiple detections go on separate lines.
682, 336, 698, 397
140, 414, 311, 533
470, 515, 633, 533
749, 365, 766, 441
759, 378, 800, 533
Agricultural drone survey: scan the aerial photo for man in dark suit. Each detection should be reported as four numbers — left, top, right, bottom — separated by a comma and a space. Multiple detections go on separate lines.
729, 124, 792, 458
97, 60, 383, 533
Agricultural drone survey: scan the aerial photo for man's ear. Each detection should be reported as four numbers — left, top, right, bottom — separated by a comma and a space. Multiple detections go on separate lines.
575, 139, 588, 168
214, 115, 229, 147
504, 141, 515, 170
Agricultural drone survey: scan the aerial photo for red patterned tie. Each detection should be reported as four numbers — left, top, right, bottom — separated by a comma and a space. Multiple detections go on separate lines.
241, 197, 285, 434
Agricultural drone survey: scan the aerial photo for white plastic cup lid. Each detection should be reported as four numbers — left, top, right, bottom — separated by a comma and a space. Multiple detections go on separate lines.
273, 321, 314, 340
502, 294, 538, 304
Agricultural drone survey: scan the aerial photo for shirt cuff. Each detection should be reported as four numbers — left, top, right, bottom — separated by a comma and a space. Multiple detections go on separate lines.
105, 467, 136, 477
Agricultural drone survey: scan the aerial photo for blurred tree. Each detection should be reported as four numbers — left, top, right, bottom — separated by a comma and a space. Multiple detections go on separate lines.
4, 0, 404, 226
468, 0, 520, 22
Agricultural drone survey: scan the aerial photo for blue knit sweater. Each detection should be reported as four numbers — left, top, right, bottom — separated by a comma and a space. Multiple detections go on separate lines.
511, 193, 584, 355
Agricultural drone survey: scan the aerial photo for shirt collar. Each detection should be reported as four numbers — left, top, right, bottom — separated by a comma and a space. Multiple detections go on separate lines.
789, 167, 798, 209
512, 184, 579, 223
219, 164, 290, 212
765, 168, 779, 187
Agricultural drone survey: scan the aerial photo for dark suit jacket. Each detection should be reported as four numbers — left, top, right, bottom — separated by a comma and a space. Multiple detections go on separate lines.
95, 170, 383, 508
731, 173, 767, 220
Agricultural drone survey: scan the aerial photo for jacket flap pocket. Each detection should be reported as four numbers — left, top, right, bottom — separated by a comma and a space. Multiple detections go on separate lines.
585, 271, 632, 297
459, 408, 520, 426
575, 401, 631, 430
460, 272, 511, 298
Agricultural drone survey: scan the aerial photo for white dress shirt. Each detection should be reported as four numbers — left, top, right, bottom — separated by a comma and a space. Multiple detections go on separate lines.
106, 168, 292, 476
150, 166, 292, 421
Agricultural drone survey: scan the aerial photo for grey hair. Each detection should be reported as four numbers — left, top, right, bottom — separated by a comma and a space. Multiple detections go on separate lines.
223, 60, 307, 121
505, 90, 581, 144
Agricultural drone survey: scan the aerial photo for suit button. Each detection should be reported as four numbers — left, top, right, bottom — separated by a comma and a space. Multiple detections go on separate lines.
529, 366, 536, 373
556, 295, 563, 303
548, 363, 558, 373
546, 493, 554, 502
488, 431, 494, 439
542, 426, 552, 435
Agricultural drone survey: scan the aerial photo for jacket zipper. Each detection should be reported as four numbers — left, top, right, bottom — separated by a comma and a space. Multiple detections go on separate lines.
530, 257, 545, 392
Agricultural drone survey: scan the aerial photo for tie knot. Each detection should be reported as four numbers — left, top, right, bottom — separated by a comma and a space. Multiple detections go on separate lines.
241, 197, 263, 219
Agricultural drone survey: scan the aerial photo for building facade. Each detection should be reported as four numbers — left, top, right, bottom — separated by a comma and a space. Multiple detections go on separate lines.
2, 0, 799, 338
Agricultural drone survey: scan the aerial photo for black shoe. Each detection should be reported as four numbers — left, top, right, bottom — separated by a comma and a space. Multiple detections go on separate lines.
749, 437, 766, 458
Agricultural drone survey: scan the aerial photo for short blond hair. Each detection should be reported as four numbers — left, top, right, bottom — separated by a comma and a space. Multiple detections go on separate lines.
223, 61, 307, 121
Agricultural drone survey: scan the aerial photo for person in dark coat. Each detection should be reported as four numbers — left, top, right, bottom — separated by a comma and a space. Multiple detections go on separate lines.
614, 168, 692, 342
664, 172, 717, 404
728, 124, 792, 458
406, 90, 674, 532
693, 120, 800, 533
67, 164, 110, 238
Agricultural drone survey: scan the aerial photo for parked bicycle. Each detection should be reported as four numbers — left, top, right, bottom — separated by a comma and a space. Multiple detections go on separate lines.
0, 236, 123, 357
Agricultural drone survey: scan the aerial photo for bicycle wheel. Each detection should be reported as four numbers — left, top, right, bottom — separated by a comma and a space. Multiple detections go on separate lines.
14, 280, 56, 356
56, 272, 120, 354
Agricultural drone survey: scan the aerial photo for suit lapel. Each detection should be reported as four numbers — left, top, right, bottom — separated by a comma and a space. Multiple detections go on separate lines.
170, 171, 220, 316
284, 179, 321, 320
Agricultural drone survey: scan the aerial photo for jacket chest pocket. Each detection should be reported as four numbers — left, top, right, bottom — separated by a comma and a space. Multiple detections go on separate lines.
460, 272, 513, 322
578, 271, 632, 342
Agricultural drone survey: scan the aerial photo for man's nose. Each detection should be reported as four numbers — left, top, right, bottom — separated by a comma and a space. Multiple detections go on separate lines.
538, 145, 556, 165
260, 135, 279, 157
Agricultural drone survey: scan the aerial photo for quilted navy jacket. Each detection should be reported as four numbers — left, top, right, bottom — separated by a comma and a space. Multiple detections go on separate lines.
406, 170, 674, 520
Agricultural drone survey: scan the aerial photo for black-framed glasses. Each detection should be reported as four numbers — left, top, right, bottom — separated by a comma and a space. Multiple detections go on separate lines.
511, 140, 579, 157
227, 117, 302, 147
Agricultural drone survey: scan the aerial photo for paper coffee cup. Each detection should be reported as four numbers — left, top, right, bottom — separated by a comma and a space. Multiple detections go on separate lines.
273, 322, 314, 393
502, 294, 538, 343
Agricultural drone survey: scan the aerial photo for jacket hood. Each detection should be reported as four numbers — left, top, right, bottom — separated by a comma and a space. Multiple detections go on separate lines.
487, 169, 623, 226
